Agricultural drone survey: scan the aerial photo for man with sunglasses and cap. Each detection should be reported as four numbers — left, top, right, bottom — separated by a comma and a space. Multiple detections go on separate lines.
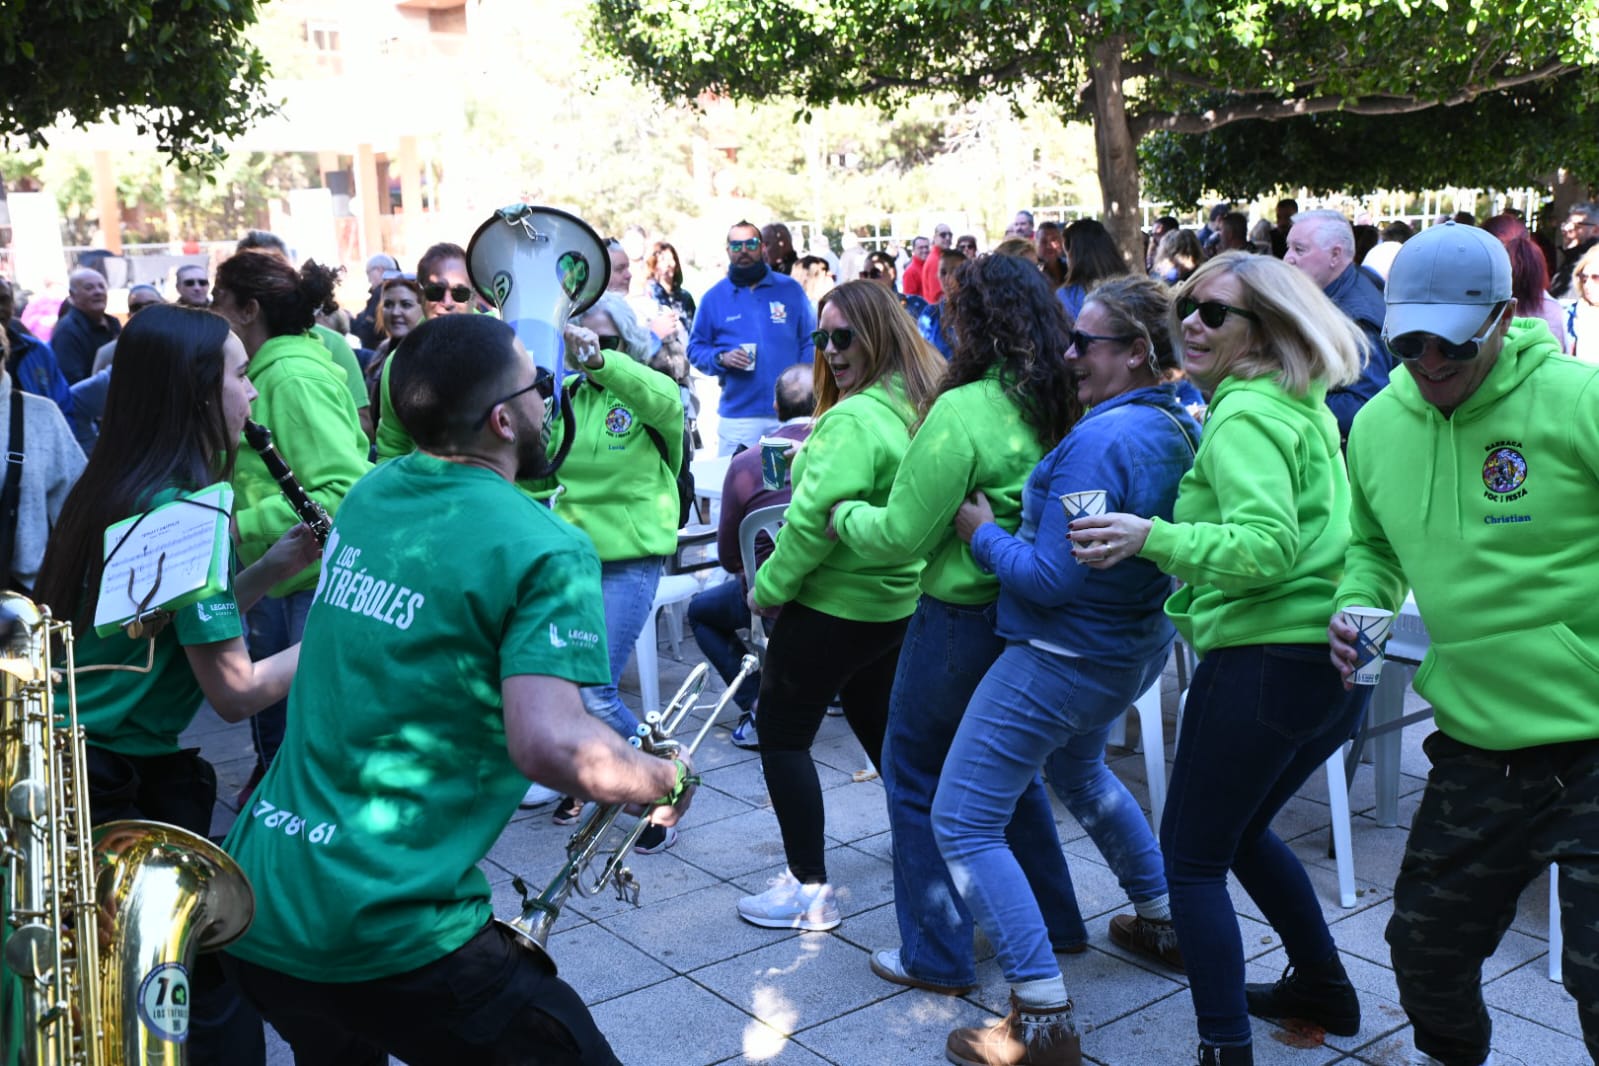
1329, 220, 1599, 1066
688, 220, 816, 455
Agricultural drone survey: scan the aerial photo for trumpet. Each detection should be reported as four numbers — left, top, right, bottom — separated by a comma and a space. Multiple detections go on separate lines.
502, 654, 759, 967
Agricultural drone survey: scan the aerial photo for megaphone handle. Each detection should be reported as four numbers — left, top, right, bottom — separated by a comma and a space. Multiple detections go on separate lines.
542, 401, 578, 487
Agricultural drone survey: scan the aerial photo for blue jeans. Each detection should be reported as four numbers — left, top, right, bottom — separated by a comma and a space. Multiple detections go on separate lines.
246, 588, 315, 771
685, 576, 758, 712
934, 642, 1169, 984
883, 597, 1086, 988
1162, 643, 1367, 1046
580, 556, 665, 741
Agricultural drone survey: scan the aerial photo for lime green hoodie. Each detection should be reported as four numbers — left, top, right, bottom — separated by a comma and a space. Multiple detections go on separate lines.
526, 353, 683, 561
1139, 374, 1348, 656
755, 376, 925, 621
1338, 319, 1599, 749
832, 369, 1043, 605
233, 333, 372, 596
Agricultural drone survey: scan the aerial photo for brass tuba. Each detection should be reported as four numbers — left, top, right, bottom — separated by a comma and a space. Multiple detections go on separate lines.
502, 655, 759, 969
0, 592, 254, 1065
465, 204, 610, 477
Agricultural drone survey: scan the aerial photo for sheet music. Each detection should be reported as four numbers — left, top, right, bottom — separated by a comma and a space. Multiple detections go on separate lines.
94, 486, 233, 634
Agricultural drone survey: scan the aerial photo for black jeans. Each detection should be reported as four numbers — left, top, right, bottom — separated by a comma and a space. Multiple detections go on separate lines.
1387, 731, 1599, 1064
755, 600, 908, 883
223, 922, 622, 1066
85, 745, 264, 1066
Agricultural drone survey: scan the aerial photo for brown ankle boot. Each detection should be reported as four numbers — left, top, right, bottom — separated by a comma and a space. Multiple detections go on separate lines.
945, 994, 1081, 1066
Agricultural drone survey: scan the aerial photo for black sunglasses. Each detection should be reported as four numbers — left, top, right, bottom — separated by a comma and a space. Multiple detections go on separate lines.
1178, 296, 1260, 328
422, 282, 475, 304
1069, 330, 1136, 353
473, 367, 556, 429
812, 327, 856, 352
596, 334, 624, 352
179, 278, 210, 287
1385, 307, 1507, 361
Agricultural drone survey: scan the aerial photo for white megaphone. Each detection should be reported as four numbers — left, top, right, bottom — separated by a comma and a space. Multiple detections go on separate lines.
466, 203, 610, 406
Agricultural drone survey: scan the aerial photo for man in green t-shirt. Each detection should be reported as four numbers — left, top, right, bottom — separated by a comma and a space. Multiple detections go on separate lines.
222, 314, 696, 1064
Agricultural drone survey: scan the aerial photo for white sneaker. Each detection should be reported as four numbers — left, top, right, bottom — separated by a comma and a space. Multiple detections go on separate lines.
519, 781, 562, 809
736, 870, 842, 931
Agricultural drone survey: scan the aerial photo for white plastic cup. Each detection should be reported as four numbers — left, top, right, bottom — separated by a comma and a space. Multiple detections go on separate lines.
1344, 606, 1396, 685
759, 437, 791, 491
739, 342, 757, 371
1059, 489, 1108, 522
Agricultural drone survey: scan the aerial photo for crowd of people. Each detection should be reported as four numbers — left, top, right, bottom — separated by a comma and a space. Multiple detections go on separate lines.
0, 196, 1594, 1066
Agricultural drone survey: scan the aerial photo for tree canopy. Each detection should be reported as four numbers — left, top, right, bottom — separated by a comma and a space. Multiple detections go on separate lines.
1140, 73, 1599, 209
591, 0, 1599, 259
0, 0, 275, 172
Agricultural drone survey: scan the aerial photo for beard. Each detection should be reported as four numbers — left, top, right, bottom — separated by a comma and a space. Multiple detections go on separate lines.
513, 407, 558, 481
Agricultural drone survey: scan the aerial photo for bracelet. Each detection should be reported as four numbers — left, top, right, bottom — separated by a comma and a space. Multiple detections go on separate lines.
652, 757, 700, 807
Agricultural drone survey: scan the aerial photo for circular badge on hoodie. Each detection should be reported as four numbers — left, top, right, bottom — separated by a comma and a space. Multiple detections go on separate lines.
1482, 447, 1527, 494
604, 405, 633, 436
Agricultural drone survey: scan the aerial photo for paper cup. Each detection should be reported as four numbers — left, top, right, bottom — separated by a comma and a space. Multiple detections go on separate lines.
1059, 489, 1108, 522
1345, 606, 1396, 685
759, 437, 791, 491
740, 342, 757, 370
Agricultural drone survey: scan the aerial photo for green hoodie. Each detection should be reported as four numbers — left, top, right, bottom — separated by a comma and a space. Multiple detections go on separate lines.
374, 353, 412, 462
1338, 319, 1599, 750
755, 376, 925, 621
1139, 374, 1349, 655
832, 368, 1042, 605
233, 332, 372, 596
525, 353, 684, 561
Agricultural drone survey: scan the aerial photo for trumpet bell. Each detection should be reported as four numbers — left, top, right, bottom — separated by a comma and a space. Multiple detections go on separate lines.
466, 204, 610, 391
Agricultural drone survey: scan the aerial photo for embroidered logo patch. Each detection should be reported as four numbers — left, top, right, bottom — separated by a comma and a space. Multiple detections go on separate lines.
605, 405, 633, 436
769, 301, 788, 325
1482, 446, 1527, 494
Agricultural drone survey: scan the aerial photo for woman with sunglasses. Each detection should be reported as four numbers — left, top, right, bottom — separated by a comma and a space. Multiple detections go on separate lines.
830, 253, 1086, 998
862, 250, 927, 319
736, 279, 943, 931
1071, 252, 1367, 1066
524, 292, 687, 851
935, 275, 1201, 1064
212, 251, 371, 792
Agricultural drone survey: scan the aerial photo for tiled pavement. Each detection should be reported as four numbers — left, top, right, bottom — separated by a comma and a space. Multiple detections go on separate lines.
188, 632, 1584, 1066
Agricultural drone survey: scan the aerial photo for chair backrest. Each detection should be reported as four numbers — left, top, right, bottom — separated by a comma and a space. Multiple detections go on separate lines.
737, 502, 788, 654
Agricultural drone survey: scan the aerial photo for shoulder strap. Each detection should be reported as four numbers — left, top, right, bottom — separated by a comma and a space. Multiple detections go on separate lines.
0, 389, 25, 587
1127, 397, 1198, 456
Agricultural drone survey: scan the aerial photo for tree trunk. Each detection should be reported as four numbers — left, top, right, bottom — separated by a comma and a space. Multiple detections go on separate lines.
1088, 35, 1144, 268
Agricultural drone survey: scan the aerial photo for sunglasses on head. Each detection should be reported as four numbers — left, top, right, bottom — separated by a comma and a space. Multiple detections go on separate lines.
1177, 296, 1260, 328
422, 282, 475, 304
812, 327, 856, 352
1068, 330, 1136, 354
1384, 305, 1508, 361
382, 270, 417, 282
728, 238, 761, 252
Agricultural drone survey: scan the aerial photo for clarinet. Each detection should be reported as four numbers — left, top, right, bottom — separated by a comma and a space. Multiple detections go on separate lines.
242, 418, 333, 546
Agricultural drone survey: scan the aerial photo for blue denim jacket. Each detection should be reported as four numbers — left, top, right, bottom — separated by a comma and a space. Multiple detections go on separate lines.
970, 383, 1201, 661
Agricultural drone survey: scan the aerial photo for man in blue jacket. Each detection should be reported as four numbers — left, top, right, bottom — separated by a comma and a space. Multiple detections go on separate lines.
1284, 209, 1393, 444
688, 221, 816, 455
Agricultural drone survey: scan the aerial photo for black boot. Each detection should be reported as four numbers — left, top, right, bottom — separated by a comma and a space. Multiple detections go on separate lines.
1195, 1043, 1253, 1066
1243, 953, 1360, 1036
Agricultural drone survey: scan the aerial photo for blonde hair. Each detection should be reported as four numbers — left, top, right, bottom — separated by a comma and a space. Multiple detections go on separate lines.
991, 237, 1039, 263
1173, 251, 1364, 394
812, 280, 945, 419
1575, 243, 1599, 307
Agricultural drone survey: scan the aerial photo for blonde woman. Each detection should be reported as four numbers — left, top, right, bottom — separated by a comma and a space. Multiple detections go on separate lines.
1073, 252, 1368, 1066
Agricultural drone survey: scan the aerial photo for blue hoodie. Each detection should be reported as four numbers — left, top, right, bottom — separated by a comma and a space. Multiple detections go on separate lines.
687, 268, 815, 418
1322, 263, 1392, 440
970, 383, 1201, 661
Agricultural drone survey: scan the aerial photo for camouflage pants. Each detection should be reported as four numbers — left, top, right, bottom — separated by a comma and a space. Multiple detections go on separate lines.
1386, 730, 1599, 1065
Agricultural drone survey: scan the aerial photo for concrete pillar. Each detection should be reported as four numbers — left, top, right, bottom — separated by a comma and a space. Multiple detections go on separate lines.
355, 142, 382, 261
398, 135, 422, 216
92, 150, 121, 254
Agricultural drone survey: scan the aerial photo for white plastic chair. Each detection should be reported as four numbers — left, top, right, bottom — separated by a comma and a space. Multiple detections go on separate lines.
1107, 679, 1169, 832
736, 503, 788, 663
632, 572, 708, 715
